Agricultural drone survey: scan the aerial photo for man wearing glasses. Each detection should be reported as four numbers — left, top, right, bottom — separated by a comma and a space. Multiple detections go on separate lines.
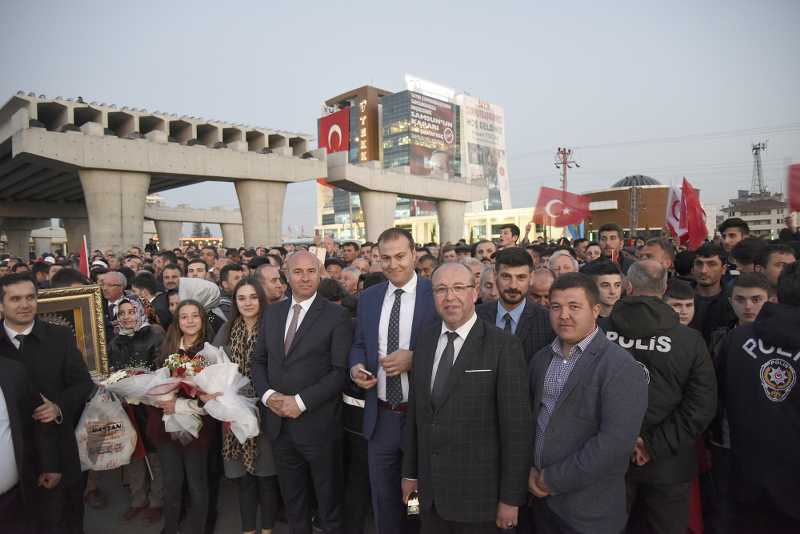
402, 262, 532, 532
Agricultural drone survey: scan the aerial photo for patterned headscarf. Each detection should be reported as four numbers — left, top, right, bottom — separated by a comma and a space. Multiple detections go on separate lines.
116, 296, 149, 336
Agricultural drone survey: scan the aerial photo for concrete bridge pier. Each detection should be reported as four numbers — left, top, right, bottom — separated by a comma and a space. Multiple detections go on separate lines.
154, 220, 183, 251
359, 191, 398, 243
221, 223, 244, 249
79, 169, 150, 253
1, 218, 49, 258
63, 218, 90, 255
437, 200, 467, 245
235, 180, 286, 248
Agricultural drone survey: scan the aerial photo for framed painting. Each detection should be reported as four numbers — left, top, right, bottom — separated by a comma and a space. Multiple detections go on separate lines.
37, 285, 108, 377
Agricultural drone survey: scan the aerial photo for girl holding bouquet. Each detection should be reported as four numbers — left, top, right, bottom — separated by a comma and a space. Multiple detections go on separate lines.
146, 299, 217, 534
212, 277, 279, 534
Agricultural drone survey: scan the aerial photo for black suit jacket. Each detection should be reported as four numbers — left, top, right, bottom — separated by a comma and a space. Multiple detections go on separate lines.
476, 298, 555, 365
150, 292, 172, 331
402, 318, 532, 523
0, 320, 94, 483
0, 357, 59, 514
250, 294, 353, 445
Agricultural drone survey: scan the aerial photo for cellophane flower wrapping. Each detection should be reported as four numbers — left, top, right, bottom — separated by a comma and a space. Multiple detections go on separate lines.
104, 367, 177, 406
192, 362, 259, 444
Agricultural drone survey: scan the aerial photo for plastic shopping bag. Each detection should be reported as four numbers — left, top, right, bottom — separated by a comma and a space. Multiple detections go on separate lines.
75, 388, 137, 471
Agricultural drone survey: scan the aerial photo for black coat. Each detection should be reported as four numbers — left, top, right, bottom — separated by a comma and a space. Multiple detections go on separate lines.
602, 296, 717, 483
0, 357, 59, 517
150, 293, 172, 331
402, 319, 532, 523
250, 295, 353, 445
0, 319, 94, 484
108, 325, 165, 371
476, 298, 555, 365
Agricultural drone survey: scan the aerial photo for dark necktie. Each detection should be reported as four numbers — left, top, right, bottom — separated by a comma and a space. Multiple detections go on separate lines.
284, 303, 302, 353
503, 312, 513, 334
386, 288, 404, 406
15, 334, 26, 352
431, 332, 459, 410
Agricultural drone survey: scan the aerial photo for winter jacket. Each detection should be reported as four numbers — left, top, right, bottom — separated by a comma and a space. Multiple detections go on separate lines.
717, 302, 800, 518
108, 325, 165, 371
602, 296, 717, 483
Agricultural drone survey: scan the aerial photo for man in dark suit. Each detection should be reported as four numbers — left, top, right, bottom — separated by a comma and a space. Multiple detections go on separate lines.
349, 228, 438, 534
250, 251, 353, 534
402, 262, 532, 533
0, 356, 61, 531
0, 272, 94, 533
476, 247, 554, 365
528, 273, 648, 534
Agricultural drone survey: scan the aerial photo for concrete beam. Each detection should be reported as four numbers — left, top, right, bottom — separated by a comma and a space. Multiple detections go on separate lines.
359, 191, 398, 242
326, 152, 488, 203
221, 223, 244, 249
235, 180, 286, 247
12, 127, 326, 184
437, 200, 467, 244
154, 220, 182, 250
146, 205, 242, 224
79, 169, 150, 253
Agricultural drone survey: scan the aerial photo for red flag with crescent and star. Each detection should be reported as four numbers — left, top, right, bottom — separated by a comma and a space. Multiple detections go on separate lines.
680, 178, 707, 250
533, 187, 591, 227
317, 108, 350, 155
665, 185, 687, 239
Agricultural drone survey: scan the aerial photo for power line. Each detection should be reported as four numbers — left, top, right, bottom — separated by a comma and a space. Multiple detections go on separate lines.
510, 122, 800, 160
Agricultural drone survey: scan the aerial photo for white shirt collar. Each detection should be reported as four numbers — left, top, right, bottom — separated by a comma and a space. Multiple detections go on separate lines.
4, 321, 34, 341
291, 292, 317, 312
387, 272, 418, 297
440, 312, 478, 341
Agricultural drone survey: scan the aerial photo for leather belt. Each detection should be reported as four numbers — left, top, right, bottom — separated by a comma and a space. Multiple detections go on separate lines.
378, 399, 408, 413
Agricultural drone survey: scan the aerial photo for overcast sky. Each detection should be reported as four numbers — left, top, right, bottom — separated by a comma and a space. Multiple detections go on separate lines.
2, 0, 798, 235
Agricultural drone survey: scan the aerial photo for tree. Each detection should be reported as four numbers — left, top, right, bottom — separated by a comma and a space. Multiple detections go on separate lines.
202, 226, 212, 238
192, 222, 203, 237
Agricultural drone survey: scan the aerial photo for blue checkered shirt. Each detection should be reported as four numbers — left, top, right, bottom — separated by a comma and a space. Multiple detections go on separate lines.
534, 327, 599, 467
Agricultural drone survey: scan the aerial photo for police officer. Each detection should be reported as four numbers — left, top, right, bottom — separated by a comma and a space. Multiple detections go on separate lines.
603, 260, 717, 534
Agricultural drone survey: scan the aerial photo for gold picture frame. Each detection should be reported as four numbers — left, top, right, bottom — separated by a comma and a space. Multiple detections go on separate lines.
37, 284, 108, 377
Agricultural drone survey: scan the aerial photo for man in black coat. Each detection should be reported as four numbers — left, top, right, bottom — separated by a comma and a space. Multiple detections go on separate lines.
603, 261, 717, 534
475, 247, 554, 365
250, 251, 353, 534
0, 273, 94, 533
0, 357, 61, 531
402, 262, 532, 533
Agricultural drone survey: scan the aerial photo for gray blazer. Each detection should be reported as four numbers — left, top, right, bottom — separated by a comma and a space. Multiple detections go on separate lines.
529, 331, 648, 534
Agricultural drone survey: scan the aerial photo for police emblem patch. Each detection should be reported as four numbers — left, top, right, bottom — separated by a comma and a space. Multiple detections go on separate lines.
634, 361, 651, 384
759, 358, 796, 403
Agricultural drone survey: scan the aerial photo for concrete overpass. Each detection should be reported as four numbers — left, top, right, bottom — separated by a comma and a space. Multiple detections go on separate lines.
0, 92, 324, 252
0, 202, 245, 255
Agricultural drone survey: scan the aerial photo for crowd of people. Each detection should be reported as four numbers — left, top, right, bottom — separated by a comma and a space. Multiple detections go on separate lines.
0, 216, 798, 534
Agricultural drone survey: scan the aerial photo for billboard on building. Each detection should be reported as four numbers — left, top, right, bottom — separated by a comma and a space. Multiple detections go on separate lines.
318, 108, 350, 154
455, 94, 510, 210
408, 91, 457, 177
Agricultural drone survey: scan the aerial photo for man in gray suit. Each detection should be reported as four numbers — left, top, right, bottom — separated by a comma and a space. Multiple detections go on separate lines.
528, 273, 648, 534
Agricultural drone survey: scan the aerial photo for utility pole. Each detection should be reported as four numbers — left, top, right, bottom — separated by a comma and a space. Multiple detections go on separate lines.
751, 141, 768, 195
554, 147, 580, 192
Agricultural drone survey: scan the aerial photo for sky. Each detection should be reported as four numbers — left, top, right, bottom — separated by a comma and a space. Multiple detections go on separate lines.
2, 0, 799, 235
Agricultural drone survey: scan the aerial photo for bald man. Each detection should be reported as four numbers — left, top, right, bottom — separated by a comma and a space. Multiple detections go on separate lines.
250, 250, 354, 534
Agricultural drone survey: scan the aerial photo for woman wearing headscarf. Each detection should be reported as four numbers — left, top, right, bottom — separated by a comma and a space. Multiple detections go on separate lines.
178, 276, 228, 336
212, 277, 279, 534
108, 297, 166, 524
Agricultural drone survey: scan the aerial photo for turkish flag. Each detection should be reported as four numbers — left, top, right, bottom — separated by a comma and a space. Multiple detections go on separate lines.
788, 164, 800, 212
680, 178, 707, 250
665, 185, 687, 238
78, 235, 89, 277
318, 108, 350, 154
533, 187, 591, 227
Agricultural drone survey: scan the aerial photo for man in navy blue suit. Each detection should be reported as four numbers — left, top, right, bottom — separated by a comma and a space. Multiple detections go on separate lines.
349, 228, 438, 534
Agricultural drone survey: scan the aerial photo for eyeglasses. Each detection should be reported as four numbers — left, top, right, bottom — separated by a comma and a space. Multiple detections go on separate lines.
433, 284, 475, 297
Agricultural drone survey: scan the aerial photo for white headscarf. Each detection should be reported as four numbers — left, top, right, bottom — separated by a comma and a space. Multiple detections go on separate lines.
178, 277, 227, 322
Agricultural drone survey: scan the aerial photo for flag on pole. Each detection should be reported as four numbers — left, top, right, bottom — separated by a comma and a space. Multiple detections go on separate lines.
787, 164, 800, 212
680, 178, 707, 250
665, 185, 687, 239
567, 221, 585, 239
533, 187, 591, 228
78, 235, 90, 277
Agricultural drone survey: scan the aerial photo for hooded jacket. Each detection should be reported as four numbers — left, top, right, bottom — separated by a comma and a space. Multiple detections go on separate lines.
717, 302, 800, 517
603, 296, 717, 483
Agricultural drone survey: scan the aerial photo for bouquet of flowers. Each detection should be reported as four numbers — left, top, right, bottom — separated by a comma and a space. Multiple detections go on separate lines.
192, 362, 260, 444
103, 367, 176, 406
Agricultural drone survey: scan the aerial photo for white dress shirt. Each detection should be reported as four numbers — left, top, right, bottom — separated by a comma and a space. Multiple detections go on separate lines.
262, 293, 317, 413
377, 273, 417, 403
0, 387, 19, 494
430, 313, 478, 387
3, 322, 34, 350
